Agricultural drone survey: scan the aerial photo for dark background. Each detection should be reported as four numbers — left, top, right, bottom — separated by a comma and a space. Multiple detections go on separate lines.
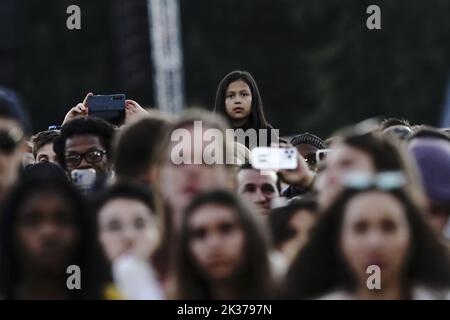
1, 0, 450, 138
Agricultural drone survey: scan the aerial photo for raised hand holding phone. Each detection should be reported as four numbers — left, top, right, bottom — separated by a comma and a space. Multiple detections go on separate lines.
251, 147, 298, 170
277, 150, 315, 188
124, 99, 149, 124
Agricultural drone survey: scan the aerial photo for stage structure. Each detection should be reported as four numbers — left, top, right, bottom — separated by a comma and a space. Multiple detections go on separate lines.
147, 0, 184, 114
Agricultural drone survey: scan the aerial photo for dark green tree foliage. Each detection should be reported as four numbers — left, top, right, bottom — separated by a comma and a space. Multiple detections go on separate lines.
292, 0, 450, 137
182, 0, 450, 138
16, 0, 117, 130
8, 0, 450, 138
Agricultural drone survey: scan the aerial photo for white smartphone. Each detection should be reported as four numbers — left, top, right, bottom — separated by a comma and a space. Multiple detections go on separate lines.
70, 168, 97, 192
251, 147, 298, 170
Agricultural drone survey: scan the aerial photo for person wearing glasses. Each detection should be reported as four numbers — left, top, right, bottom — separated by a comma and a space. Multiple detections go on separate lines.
280, 133, 328, 199
53, 117, 115, 190
290, 133, 328, 172
285, 171, 450, 300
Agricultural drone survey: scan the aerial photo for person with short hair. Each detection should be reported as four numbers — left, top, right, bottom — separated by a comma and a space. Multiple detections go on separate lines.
237, 163, 281, 216
31, 130, 60, 164
53, 116, 115, 178
379, 118, 413, 140
290, 133, 328, 172
113, 113, 171, 186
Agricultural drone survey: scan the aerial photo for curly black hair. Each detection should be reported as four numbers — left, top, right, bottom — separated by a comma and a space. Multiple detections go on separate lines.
290, 133, 328, 150
53, 117, 115, 169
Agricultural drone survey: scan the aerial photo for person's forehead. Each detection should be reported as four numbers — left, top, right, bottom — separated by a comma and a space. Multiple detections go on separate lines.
189, 204, 237, 227
65, 134, 103, 150
37, 142, 54, 154
328, 143, 365, 162
344, 191, 405, 222
238, 169, 277, 185
227, 80, 250, 92
99, 198, 152, 221
20, 191, 71, 213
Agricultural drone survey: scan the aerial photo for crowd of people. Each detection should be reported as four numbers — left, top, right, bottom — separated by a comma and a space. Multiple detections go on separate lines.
0, 70, 450, 300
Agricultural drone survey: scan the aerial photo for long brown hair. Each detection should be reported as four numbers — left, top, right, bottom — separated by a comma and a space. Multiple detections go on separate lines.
285, 188, 450, 299
172, 190, 275, 299
214, 70, 271, 130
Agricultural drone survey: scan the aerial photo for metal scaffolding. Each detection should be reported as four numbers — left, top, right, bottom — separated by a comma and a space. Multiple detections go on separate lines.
147, 0, 184, 114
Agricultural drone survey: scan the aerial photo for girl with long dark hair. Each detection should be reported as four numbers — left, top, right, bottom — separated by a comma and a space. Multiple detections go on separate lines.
172, 190, 275, 299
286, 176, 450, 300
214, 70, 276, 148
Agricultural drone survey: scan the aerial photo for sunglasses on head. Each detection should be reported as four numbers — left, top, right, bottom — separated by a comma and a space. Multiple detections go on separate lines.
341, 171, 407, 190
0, 127, 24, 154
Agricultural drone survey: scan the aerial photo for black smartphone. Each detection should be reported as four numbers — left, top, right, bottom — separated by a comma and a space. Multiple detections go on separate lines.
87, 94, 126, 126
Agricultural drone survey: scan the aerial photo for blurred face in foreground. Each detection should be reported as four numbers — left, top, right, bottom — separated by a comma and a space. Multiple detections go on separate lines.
340, 191, 411, 291
159, 125, 232, 228
16, 191, 79, 274
280, 209, 317, 262
0, 119, 24, 194
98, 198, 159, 262
188, 204, 245, 282
315, 142, 375, 208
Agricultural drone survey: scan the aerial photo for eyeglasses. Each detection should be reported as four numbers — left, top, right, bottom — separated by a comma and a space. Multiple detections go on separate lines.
65, 149, 107, 167
341, 171, 406, 190
0, 127, 24, 154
